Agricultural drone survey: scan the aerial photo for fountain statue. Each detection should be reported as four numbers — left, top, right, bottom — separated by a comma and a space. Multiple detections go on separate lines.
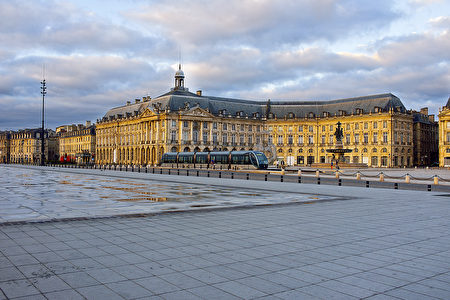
311, 121, 367, 169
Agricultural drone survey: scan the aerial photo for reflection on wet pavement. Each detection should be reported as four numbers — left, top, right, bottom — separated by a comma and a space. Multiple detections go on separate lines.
0, 165, 334, 223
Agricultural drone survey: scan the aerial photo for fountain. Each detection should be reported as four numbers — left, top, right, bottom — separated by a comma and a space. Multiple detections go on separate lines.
312, 121, 367, 169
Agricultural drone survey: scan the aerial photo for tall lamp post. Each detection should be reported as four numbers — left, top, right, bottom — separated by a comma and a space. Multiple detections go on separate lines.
40, 79, 46, 166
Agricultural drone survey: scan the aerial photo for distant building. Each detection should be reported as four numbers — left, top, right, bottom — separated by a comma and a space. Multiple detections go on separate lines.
438, 98, 450, 167
58, 121, 95, 164
9, 129, 58, 164
95, 66, 414, 167
412, 108, 438, 166
0, 131, 11, 163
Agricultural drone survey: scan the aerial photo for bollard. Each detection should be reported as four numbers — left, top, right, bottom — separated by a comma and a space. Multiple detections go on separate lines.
335, 171, 339, 179
405, 174, 410, 184
160, 168, 162, 174
280, 175, 283, 182
356, 172, 361, 180
394, 182, 398, 189
177, 169, 180, 175
379, 172, 384, 182
168, 169, 170, 175
231, 173, 234, 179
152, 168, 155, 174
246, 173, 249, 180
366, 181, 370, 188
315, 170, 320, 177
298, 169, 302, 176
196, 170, 199, 177
317, 177, 321, 185
187, 170, 189, 176
207, 171, 210, 178
265, 174, 268, 181
298, 176, 302, 183
434, 175, 439, 185
219, 172, 221, 178
428, 184, 432, 191
338, 179, 342, 186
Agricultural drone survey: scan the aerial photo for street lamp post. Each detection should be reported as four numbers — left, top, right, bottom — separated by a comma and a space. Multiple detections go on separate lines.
40, 79, 46, 166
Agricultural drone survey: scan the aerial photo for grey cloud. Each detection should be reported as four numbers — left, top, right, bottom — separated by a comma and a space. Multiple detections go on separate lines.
127, 0, 399, 48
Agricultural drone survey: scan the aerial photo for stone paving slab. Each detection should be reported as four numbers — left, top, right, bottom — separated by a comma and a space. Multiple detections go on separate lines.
0, 178, 449, 299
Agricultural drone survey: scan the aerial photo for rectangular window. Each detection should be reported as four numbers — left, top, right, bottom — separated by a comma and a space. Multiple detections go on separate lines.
183, 121, 189, 128
308, 135, 314, 144
298, 135, 303, 145
322, 125, 326, 132
222, 133, 227, 144
364, 122, 368, 129
232, 134, 236, 145
355, 123, 359, 130
373, 122, 378, 129
240, 134, 245, 144
309, 126, 314, 132
345, 134, 350, 144
268, 135, 273, 144
222, 123, 227, 130
298, 125, 303, 132
232, 124, 236, 131
257, 125, 261, 132
329, 135, 333, 144
213, 132, 217, 143
288, 135, 293, 145
213, 122, 217, 129
171, 131, 176, 142
241, 125, 245, 131
321, 135, 326, 144
171, 120, 177, 127
203, 132, 208, 143
249, 125, 253, 132
354, 134, 359, 144
248, 135, 252, 144
364, 133, 369, 143
278, 135, 283, 145
383, 121, 387, 128
203, 122, 208, 129
383, 132, 388, 143
373, 132, 378, 144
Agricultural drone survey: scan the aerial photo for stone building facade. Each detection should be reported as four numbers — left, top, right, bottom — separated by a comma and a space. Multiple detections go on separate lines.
96, 67, 415, 167
412, 108, 438, 166
438, 98, 450, 167
9, 129, 59, 164
0, 131, 11, 163
58, 122, 96, 164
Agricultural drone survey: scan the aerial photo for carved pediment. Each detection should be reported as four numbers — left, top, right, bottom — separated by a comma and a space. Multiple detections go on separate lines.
180, 107, 214, 118
140, 108, 157, 118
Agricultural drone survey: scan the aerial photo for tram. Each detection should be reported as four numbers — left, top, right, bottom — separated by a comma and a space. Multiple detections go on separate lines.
160, 151, 269, 170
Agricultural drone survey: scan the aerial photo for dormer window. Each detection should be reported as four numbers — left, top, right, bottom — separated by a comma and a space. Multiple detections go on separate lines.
253, 112, 260, 118
339, 110, 346, 116
308, 112, 315, 118
268, 112, 275, 119
288, 112, 295, 119
322, 111, 329, 117
236, 111, 244, 117
355, 108, 363, 114
374, 106, 381, 113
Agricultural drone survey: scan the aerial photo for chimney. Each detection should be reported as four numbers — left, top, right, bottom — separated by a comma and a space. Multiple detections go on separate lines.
196, 90, 202, 96
126, 101, 131, 106
420, 107, 428, 115
85, 121, 91, 127
135, 98, 140, 104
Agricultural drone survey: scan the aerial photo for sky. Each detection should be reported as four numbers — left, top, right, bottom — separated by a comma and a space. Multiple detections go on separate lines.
0, 0, 449, 130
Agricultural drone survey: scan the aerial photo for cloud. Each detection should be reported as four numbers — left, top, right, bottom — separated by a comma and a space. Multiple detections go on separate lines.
429, 16, 450, 29
127, 0, 399, 48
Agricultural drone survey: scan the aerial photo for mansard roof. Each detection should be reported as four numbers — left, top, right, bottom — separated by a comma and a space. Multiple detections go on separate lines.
102, 91, 406, 122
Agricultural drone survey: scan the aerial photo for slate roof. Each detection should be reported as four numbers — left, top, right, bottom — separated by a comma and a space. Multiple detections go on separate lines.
102, 89, 406, 121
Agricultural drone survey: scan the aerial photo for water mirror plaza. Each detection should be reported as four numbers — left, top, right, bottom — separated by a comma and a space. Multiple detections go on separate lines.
0, 165, 449, 299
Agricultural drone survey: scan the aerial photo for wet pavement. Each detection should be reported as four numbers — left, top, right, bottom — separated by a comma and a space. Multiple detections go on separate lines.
0, 165, 335, 223
0, 165, 449, 299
